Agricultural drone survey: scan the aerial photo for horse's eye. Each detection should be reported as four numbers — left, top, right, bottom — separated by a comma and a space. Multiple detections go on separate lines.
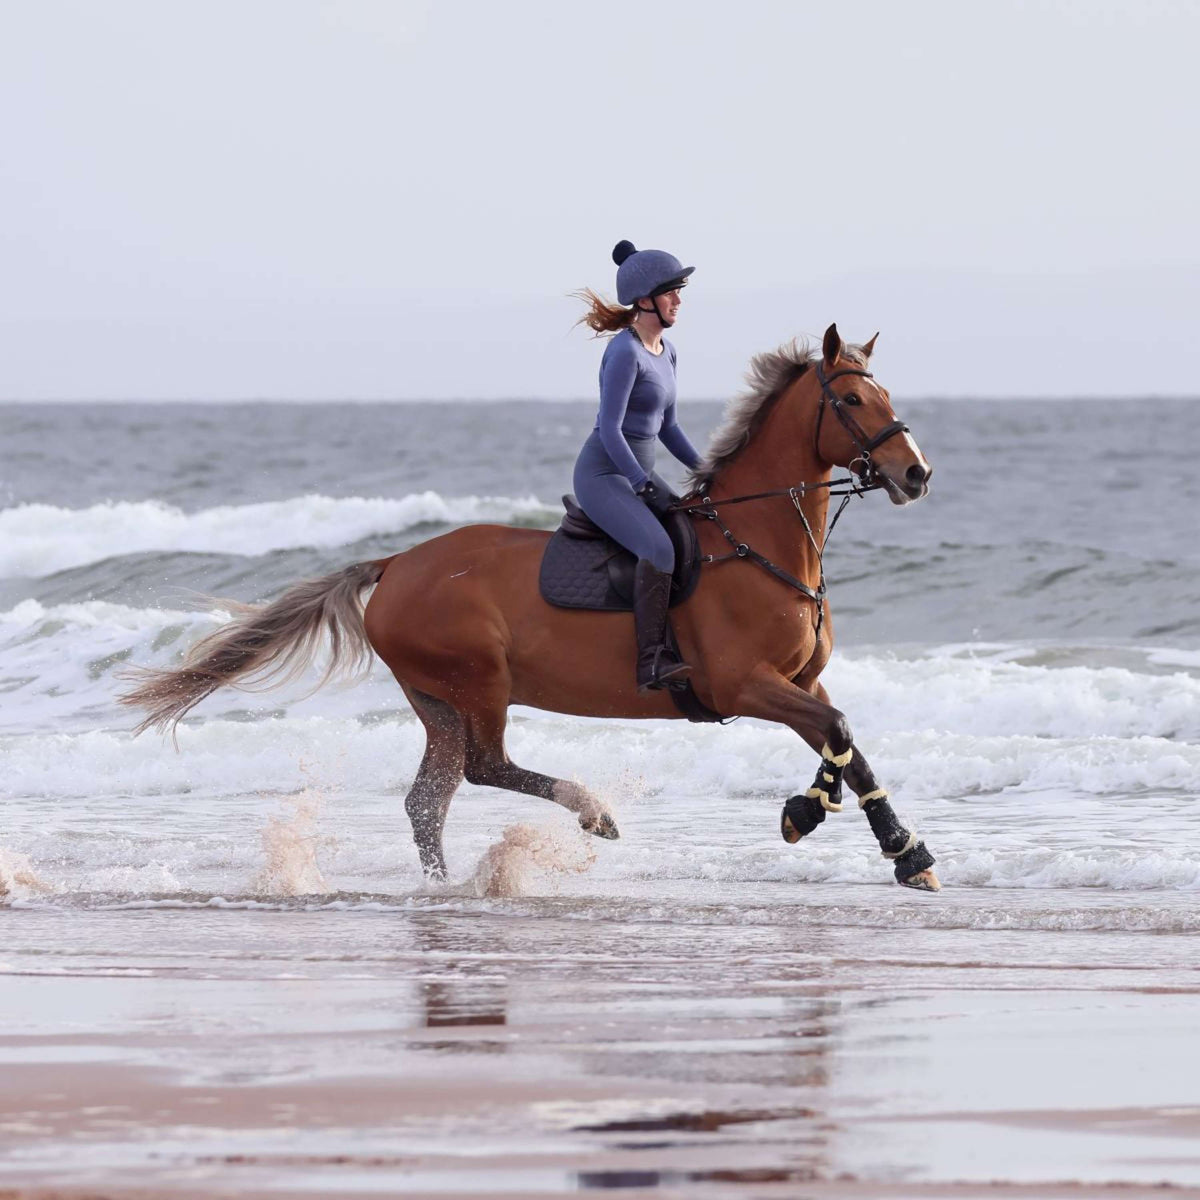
843, 393, 863, 406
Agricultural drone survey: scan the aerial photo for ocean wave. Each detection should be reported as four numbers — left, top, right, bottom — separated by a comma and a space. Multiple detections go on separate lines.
4, 599, 1200, 742
2, 710, 1197, 804
0, 492, 557, 578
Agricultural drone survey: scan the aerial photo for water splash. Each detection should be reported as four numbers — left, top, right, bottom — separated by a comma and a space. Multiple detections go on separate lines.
254, 787, 330, 896
0, 847, 51, 903
468, 823, 597, 899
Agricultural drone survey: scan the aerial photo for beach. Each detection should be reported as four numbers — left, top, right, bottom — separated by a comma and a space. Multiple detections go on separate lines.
2, 397, 1199, 1195
2, 885, 1199, 1197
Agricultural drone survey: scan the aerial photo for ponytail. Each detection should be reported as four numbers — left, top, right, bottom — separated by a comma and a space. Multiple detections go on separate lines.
571, 288, 636, 336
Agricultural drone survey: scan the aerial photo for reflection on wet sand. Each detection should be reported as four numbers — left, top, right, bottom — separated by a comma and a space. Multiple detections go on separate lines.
3, 902, 1198, 1195
577, 1105, 816, 1133
577, 1165, 817, 1188
412, 916, 510, 1049
422, 978, 507, 1028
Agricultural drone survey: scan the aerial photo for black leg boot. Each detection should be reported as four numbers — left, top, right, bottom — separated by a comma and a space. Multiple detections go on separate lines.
633, 560, 691, 692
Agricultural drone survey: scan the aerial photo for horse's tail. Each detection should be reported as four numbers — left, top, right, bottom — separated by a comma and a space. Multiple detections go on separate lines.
119, 558, 392, 739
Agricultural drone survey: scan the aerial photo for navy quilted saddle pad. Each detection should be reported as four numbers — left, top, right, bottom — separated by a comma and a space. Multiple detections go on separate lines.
538, 495, 702, 612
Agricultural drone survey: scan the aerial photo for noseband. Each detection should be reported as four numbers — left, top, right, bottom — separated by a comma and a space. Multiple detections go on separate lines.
813, 365, 910, 484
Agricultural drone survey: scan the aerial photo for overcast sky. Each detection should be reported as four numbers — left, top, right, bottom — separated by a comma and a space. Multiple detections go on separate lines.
2, 0, 1196, 400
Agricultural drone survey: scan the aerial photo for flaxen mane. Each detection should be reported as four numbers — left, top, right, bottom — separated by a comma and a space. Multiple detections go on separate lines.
686, 337, 866, 494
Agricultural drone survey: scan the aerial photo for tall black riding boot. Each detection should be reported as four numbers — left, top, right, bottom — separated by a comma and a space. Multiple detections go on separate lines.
633, 559, 691, 692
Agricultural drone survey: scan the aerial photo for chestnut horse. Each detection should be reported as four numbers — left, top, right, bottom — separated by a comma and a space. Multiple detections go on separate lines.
122, 324, 940, 890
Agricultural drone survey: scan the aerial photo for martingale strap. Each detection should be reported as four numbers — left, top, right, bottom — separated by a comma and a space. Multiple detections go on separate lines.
703, 504, 822, 603
688, 487, 854, 639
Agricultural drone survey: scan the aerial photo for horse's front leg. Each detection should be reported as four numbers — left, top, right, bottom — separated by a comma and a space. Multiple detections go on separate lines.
732, 669, 939, 891
809, 681, 939, 891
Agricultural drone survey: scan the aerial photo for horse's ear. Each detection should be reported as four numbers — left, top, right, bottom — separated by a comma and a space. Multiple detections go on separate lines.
822, 323, 843, 366
861, 332, 879, 360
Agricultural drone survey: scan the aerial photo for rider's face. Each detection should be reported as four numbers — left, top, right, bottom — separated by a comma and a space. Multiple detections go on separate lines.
642, 288, 683, 326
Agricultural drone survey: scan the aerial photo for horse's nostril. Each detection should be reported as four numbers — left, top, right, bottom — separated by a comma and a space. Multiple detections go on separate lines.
906, 463, 931, 487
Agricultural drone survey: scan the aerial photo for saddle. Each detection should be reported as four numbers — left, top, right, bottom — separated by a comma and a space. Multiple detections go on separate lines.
538, 496, 720, 724
539, 495, 702, 612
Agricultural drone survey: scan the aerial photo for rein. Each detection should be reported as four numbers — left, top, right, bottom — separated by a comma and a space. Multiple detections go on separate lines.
671, 363, 910, 639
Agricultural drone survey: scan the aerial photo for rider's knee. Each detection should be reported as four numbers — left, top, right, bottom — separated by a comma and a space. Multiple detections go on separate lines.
643, 535, 675, 574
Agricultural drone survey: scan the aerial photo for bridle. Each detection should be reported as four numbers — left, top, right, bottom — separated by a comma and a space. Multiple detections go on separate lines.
813, 364, 910, 486
674, 362, 913, 639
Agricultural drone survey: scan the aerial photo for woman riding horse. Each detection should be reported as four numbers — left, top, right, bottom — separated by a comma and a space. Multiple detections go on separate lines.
573, 240, 702, 691
121, 319, 940, 890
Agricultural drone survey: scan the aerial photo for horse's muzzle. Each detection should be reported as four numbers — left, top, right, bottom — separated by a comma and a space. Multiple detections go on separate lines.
881, 461, 932, 505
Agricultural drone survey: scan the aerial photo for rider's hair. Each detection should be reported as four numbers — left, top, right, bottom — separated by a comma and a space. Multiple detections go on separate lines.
572, 288, 636, 336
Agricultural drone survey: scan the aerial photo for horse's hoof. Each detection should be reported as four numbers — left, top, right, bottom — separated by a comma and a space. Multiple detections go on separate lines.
781, 793, 827, 844
423, 863, 448, 884
899, 869, 941, 892
580, 811, 620, 840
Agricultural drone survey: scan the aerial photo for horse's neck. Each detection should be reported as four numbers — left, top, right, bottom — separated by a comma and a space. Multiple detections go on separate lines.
706, 390, 832, 585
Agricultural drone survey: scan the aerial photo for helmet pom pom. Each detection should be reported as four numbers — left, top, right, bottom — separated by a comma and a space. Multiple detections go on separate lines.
612, 240, 637, 266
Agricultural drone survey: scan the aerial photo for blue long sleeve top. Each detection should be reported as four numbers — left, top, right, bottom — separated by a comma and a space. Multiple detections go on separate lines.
594, 329, 704, 489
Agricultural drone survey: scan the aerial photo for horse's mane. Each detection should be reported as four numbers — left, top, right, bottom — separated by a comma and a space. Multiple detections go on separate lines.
686, 336, 867, 493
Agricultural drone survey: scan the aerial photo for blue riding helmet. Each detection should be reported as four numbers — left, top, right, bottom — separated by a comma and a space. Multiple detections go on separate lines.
613, 240, 695, 306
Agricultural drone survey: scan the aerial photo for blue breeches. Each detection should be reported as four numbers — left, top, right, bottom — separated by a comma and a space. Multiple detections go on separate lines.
572, 431, 675, 573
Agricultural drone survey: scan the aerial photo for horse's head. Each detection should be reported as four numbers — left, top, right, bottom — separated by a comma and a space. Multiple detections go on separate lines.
814, 324, 931, 505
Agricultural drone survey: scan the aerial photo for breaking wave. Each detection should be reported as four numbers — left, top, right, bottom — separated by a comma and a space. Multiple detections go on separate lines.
0, 492, 557, 578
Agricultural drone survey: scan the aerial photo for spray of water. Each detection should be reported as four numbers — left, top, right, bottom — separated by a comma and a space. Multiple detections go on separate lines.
468, 823, 598, 898
254, 787, 330, 896
0, 847, 51, 903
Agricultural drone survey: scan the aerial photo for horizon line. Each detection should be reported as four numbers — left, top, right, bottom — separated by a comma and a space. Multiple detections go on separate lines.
3, 393, 1199, 405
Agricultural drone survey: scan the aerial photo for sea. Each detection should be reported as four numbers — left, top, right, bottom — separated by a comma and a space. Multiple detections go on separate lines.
3, 396, 1200, 1191
2, 397, 1199, 916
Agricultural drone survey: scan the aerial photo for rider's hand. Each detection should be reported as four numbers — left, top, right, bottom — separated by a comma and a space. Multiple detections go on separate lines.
637, 480, 677, 517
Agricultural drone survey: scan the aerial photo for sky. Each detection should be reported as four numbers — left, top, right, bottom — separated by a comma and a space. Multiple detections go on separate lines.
2, 0, 1196, 400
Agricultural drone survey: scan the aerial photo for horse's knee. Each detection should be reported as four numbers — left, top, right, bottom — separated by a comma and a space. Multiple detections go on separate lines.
826, 711, 853, 757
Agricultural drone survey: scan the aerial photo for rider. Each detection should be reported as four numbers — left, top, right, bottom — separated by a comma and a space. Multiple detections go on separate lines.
573, 240, 705, 692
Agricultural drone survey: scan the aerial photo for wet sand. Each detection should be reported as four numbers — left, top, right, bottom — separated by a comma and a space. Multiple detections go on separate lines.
2, 885, 1199, 1197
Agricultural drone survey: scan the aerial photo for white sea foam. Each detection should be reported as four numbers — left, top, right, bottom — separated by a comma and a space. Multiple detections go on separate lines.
7, 695, 1198, 896
2, 709, 1197, 807
0, 492, 556, 578
5, 599, 1200, 744
819, 651, 1200, 742
0, 599, 392, 732
2, 600, 1197, 900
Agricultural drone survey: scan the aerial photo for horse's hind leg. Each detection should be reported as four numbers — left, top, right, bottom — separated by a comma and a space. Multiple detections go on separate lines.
402, 687, 466, 880
461, 700, 619, 840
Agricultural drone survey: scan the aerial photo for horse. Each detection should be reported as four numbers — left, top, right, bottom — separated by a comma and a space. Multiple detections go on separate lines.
121, 324, 940, 891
